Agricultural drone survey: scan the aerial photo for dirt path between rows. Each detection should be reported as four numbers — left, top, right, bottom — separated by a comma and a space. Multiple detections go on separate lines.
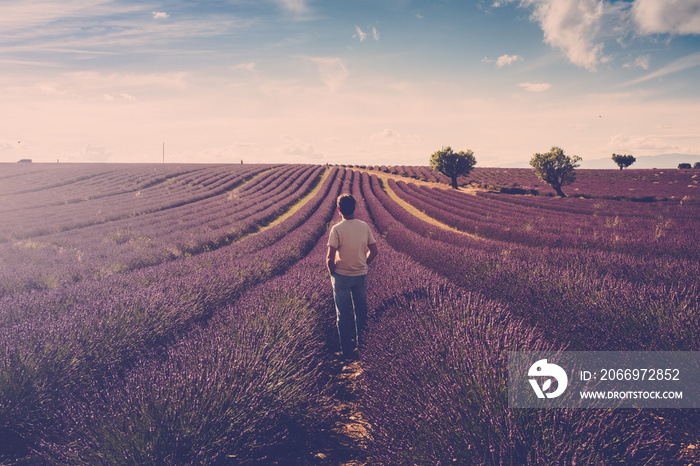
285, 350, 371, 465
317, 355, 371, 465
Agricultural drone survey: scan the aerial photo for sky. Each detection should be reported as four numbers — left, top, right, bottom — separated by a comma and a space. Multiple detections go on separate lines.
1, 0, 699, 167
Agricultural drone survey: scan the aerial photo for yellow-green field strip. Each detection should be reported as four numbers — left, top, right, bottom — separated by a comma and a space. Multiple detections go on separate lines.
255, 167, 332, 234
365, 170, 482, 240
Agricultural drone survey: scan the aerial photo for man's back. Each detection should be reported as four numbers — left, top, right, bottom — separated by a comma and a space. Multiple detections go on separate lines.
328, 219, 375, 276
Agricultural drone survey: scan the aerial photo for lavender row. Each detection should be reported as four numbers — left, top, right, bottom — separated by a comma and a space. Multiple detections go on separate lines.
2, 162, 305, 241
0, 164, 268, 238
9, 166, 685, 464
406, 180, 700, 280
0, 163, 250, 214
390, 177, 605, 250
30, 167, 403, 462
0, 166, 340, 329
370, 173, 700, 288
47, 174, 364, 463
0, 164, 273, 241
473, 191, 700, 258
451, 181, 700, 258
360, 286, 677, 464
42, 285, 334, 464
381, 165, 700, 199
433, 181, 598, 215
363, 172, 700, 351
2, 164, 311, 254
392, 178, 700, 258
1, 165, 692, 463
476, 189, 624, 215
400, 178, 617, 233
0, 163, 170, 197
0, 164, 300, 291
96, 164, 318, 248
0, 165, 323, 296
0, 169, 345, 453
370, 165, 449, 184
354, 170, 681, 463
552, 168, 700, 200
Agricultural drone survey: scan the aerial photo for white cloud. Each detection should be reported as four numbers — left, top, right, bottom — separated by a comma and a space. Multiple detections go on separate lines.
307, 57, 348, 91
0, 58, 61, 67
273, 0, 308, 14
623, 51, 700, 86
31, 72, 185, 103
521, 0, 606, 71
39, 85, 78, 98
235, 62, 257, 72
80, 144, 113, 162
503, 0, 700, 72
632, 0, 700, 35
518, 81, 552, 92
279, 135, 322, 159
353, 25, 379, 42
481, 57, 493, 63
369, 128, 422, 146
496, 54, 523, 67
0, 138, 15, 151
0, 1, 136, 33
608, 133, 680, 154
371, 128, 398, 142
0, 2, 252, 59
67, 71, 189, 90
623, 54, 650, 70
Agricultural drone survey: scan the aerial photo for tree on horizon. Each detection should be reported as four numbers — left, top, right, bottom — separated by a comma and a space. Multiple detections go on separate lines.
611, 154, 636, 170
530, 146, 581, 197
429, 146, 476, 189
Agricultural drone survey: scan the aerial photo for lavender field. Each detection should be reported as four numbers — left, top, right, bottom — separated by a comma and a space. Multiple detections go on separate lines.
1, 163, 699, 464
371, 164, 700, 200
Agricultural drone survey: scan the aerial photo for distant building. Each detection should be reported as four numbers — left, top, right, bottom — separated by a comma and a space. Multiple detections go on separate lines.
17, 159, 32, 163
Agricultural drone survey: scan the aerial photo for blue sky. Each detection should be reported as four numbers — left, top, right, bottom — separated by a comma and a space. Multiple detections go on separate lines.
1, 0, 699, 166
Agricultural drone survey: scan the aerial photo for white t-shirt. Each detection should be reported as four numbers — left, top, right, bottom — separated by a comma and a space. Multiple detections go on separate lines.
328, 218, 376, 276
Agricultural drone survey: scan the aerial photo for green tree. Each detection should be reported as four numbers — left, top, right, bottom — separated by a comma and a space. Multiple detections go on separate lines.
429, 146, 476, 189
611, 153, 636, 170
529, 146, 581, 197
678, 163, 692, 169
693, 162, 700, 169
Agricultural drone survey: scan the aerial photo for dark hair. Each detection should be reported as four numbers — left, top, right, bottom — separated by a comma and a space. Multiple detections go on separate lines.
337, 193, 356, 216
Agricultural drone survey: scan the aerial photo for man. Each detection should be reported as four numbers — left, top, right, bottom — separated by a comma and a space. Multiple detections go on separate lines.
326, 193, 378, 358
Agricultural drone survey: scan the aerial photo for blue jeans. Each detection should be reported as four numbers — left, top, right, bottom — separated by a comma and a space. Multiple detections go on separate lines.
330, 273, 367, 356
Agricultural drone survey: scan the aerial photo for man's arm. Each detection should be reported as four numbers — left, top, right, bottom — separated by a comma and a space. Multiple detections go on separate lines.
366, 242, 378, 265
326, 246, 337, 275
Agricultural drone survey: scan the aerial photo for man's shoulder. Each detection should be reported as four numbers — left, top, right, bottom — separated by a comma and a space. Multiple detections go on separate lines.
347, 219, 370, 231
330, 220, 347, 231
334, 218, 370, 232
